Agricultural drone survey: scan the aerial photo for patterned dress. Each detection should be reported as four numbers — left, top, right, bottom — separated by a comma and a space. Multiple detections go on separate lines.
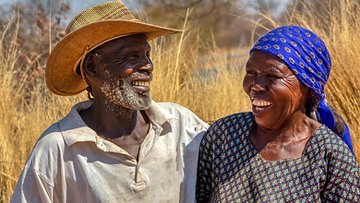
196, 112, 360, 203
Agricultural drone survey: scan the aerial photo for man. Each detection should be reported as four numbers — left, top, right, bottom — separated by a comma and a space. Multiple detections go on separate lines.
11, 1, 208, 202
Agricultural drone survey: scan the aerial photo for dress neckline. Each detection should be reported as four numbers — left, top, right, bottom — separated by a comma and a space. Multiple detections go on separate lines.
246, 121, 326, 163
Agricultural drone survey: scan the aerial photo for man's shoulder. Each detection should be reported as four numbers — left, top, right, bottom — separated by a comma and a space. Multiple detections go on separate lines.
35, 104, 78, 148
151, 101, 209, 132
35, 122, 63, 146
23, 122, 65, 172
155, 102, 192, 112
153, 102, 202, 121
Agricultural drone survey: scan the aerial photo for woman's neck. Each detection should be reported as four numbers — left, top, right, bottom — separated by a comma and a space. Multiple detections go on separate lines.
251, 112, 321, 161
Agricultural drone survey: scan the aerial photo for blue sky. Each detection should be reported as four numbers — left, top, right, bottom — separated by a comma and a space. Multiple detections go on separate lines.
0, 0, 139, 24
65, 0, 138, 17
0, 0, 290, 20
0, 0, 137, 9
0, 0, 138, 16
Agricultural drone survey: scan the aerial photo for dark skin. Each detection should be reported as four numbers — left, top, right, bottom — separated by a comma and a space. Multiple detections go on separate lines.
243, 51, 321, 161
79, 34, 152, 160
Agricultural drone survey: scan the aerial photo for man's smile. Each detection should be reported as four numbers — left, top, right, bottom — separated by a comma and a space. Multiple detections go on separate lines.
131, 80, 151, 93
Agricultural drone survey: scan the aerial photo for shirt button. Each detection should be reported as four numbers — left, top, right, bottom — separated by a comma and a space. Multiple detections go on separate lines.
96, 142, 106, 151
131, 181, 147, 192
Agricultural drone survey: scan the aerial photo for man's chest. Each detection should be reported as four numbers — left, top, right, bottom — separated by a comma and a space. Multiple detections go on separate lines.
60, 143, 185, 202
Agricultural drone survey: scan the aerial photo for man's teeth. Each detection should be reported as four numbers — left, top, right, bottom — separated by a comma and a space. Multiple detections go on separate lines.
252, 99, 272, 107
132, 81, 150, 87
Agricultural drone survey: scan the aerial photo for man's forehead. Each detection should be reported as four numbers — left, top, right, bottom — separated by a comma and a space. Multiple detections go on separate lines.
95, 33, 149, 53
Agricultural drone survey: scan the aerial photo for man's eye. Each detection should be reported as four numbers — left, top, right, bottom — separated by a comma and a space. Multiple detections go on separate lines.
246, 71, 255, 76
127, 54, 138, 59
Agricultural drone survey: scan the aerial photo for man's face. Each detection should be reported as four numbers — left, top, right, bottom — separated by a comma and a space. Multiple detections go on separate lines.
92, 34, 153, 113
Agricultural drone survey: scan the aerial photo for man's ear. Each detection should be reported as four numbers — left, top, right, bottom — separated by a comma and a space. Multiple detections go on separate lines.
83, 53, 98, 78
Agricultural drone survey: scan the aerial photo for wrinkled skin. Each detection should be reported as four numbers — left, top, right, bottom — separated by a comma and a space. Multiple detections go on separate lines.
79, 34, 153, 159
243, 51, 308, 130
89, 34, 153, 114
243, 51, 321, 161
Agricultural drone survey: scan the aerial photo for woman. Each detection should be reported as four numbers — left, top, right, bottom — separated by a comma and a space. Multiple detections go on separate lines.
196, 26, 359, 202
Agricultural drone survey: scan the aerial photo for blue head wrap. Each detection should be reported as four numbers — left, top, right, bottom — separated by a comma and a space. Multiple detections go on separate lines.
250, 25, 354, 154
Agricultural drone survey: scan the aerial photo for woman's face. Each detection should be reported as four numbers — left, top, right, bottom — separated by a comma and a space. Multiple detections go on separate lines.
243, 51, 309, 130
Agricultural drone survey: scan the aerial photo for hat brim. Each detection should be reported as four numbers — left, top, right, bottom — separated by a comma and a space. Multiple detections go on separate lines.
45, 20, 182, 96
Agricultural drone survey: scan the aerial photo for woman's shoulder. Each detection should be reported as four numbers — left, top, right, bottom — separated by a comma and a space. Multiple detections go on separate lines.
312, 125, 349, 148
202, 112, 254, 144
310, 125, 356, 161
209, 112, 254, 130
311, 125, 359, 200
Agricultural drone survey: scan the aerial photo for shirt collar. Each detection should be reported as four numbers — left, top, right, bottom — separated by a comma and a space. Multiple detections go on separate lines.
144, 100, 176, 127
60, 100, 176, 147
59, 101, 97, 147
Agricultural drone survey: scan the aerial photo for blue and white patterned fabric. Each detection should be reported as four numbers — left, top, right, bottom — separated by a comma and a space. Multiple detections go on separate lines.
196, 113, 360, 202
250, 25, 354, 154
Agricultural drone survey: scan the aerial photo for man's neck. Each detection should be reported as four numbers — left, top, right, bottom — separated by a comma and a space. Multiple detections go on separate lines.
79, 99, 151, 159
80, 100, 141, 138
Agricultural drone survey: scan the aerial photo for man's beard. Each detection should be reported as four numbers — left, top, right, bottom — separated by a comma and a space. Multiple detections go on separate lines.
100, 72, 151, 115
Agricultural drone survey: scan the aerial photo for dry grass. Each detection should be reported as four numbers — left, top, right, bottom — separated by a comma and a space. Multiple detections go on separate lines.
1, 1, 360, 201
283, 0, 360, 156
0, 16, 85, 202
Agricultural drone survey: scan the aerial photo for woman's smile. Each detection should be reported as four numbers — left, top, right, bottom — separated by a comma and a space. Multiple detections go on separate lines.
251, 97, 273, 114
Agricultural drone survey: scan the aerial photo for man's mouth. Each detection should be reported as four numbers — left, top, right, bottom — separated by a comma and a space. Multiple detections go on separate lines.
130, 80, 150, 93
131, 81, 150, 87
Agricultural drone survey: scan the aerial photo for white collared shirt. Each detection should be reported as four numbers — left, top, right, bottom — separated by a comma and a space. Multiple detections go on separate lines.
11, 101, 208, 203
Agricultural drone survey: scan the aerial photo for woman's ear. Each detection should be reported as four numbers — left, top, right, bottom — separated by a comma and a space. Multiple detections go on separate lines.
301, 85, 312, 114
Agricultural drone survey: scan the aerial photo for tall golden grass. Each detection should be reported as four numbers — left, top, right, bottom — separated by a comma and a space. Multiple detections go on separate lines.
1, 1, 359, 201
286, 0, 360, 156
0, 16, 85, 202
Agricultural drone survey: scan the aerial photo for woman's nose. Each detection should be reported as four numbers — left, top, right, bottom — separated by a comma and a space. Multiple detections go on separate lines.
251, 84, 264, 92
251, 77, 267, 92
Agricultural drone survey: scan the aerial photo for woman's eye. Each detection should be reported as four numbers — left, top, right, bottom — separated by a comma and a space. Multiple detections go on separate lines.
268, 74, 281, 80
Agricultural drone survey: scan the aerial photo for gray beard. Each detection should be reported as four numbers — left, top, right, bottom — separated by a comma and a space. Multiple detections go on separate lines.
100, 73, 151, 115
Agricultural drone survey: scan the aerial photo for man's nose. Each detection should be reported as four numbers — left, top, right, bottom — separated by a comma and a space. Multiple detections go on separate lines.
139, 62, 153, 73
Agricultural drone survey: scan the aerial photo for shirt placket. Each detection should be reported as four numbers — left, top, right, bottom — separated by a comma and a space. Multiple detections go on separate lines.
131, 123, 162, 192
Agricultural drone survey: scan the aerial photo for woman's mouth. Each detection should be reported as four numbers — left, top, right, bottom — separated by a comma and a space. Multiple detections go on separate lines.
252, 99, 272, 113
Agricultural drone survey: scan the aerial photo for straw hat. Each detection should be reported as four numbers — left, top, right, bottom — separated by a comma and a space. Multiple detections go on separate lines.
45, 0, 181, 96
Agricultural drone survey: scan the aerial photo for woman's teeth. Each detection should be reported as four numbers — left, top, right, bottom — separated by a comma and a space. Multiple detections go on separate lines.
252, 99, 272, 111
252, 99, 272, 107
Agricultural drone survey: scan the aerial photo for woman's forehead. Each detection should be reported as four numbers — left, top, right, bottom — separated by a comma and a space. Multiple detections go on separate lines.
248, 51, 287, 66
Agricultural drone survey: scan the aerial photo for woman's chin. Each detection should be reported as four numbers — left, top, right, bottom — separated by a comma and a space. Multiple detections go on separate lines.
253, 116, 276, 129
